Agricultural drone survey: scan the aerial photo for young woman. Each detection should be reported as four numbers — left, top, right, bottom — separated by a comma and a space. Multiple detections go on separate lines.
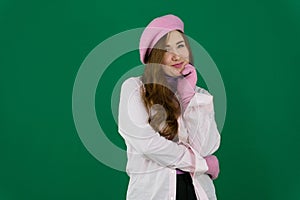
118, 14, 221, 200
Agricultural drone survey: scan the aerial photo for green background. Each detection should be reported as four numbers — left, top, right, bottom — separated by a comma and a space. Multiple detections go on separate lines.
1, 0, 299, 199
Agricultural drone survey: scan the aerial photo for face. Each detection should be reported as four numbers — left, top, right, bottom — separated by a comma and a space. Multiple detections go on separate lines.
161, 31, 190, 77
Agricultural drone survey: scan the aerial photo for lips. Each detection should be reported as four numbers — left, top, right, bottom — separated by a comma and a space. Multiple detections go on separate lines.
171, 62, 184, 68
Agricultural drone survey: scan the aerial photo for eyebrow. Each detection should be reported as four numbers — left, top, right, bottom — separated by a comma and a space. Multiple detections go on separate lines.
165, 40, 184, 47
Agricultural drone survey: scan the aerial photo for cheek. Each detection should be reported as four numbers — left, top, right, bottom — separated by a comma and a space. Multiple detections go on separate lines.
178, 48, 189, 59
162, 53, 172, 65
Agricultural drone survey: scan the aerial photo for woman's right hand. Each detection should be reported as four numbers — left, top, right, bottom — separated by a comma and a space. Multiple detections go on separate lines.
204, 155, 220, 180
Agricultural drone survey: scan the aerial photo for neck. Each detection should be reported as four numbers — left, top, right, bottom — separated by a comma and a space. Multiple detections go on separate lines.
164, 74, 178, 93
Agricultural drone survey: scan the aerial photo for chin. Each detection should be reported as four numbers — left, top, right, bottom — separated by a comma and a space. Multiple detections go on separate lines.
172, 74, 181, 77
174, 71, 182, 77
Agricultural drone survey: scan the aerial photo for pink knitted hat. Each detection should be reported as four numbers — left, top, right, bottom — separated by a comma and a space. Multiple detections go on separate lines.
139, 14, 184, 64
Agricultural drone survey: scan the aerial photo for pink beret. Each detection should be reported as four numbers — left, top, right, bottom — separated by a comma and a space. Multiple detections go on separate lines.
139, 14, 184, 64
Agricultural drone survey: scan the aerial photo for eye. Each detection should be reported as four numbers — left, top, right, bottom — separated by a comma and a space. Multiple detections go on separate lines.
177, 44, 185, 48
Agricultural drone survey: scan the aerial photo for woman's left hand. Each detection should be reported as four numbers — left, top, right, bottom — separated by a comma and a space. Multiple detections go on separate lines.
177, 63, 197, 112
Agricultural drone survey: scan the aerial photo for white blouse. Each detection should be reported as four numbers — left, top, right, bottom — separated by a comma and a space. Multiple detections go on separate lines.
118, 76, 221, 200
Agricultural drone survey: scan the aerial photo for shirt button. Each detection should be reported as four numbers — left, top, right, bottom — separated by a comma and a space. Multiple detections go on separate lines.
170, 197, 174, 200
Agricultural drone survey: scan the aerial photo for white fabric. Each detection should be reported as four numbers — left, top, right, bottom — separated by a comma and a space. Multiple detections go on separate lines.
118, 77, 220, 200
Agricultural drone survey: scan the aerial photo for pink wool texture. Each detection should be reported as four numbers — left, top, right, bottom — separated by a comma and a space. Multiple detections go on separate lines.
177, 64, 197, 112
204, 155, 220, 180
139, 14, 184, 64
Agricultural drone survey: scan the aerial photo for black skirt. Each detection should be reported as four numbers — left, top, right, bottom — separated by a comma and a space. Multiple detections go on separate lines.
176, 173, 197, 200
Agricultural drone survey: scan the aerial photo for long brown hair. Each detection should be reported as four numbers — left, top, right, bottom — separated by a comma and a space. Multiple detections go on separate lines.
141, 31, 193, 140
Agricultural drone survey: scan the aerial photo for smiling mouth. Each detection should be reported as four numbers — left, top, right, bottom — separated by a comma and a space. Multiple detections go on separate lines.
171, 62, 184, 68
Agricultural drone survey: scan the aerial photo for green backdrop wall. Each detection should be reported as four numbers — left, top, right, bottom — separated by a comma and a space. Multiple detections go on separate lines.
1, 0, 299, 199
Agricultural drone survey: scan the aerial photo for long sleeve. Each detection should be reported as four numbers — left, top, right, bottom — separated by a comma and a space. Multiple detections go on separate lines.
118, 77, 208, 174
182, 87, 221, 157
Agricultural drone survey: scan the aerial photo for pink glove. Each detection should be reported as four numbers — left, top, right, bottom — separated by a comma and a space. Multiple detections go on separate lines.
177, 63, 197, 112
204, 155, 220, 180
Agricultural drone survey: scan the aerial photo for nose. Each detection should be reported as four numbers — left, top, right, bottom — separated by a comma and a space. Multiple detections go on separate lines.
171, 52, 180, 61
